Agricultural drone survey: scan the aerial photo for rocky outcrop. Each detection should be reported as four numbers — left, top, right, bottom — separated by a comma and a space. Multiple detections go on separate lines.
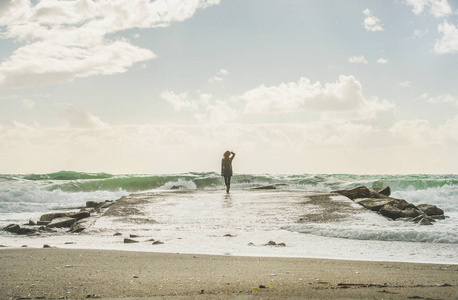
333, 186, 370, 200
333, 186, 446, 225
2, 199, 115, 235
47, 217, 77, 228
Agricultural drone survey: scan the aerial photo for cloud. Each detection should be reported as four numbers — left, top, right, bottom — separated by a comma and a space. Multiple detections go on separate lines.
435, 21, 458, 54
405, 0, 452, 18
195, 100, 238, 124
0, 0, 221, 89
399, 81, 412, 87
240, 75, 394, 121
427, 93, 458, 106
209, 69, 230, 83
161, 90, 211, 111
61, 106, 109, 129
349, 56, 368, 64
22, 98, 35, 110
362, 9, 384, 32
376, 58, 388, 64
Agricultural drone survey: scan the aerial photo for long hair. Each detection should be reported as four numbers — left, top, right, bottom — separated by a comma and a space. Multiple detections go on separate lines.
223, 151, 231, 159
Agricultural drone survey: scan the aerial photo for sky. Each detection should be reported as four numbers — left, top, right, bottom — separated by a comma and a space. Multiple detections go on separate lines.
0, 0, 457, 175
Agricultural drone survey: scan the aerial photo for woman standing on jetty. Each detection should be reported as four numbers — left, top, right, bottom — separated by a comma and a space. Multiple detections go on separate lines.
221, 151, 235, 193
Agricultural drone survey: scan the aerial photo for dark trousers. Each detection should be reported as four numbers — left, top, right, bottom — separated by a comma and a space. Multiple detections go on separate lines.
224, 176, 231, 187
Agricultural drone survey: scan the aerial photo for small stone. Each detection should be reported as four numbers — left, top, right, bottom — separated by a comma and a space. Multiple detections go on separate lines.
418, 218, 433, 225
123, 238, 139, 244
129, 234, 140, 238
266, 241, 277, 246
152, 241, 164, 245
113, 232, 122, 236
28, 220, 37, 226
43, 244, 52, 248
417, 204, 444, 216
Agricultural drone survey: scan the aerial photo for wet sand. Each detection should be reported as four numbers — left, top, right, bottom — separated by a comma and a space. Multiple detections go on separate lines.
1, 248, 457, 299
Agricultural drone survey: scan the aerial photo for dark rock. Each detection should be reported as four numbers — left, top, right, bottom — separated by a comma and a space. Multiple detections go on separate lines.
43, 244, 52, 248
277, 243, 286, 247
47, 217, 77, 228
124, 238, 139, 243
355, 198, 395, 211
369, 187, 391, 198
17, 227, 38, 235
113, 232, 122, 236
418, 218, 433, 225
392, 199, 416, 210
417, 204, 444, 216
252, 185, 276, 190
28, 220, 36, 226
3, 224, 20, 233
37, 221, 50, 226
403, 207, 421, 218
86, 201, 98, 208
70, 218, 93, 233
265, 241, 277, 246
99, 201, 114, 209
379, 205, 405, 220
129, 234, 140, 238
40, 212, 69, 222
412, 215, 435, 223
333, 186, 370, 200
152, 240, 164, 245
68, 211, 90, 220
430, 215, 446, 220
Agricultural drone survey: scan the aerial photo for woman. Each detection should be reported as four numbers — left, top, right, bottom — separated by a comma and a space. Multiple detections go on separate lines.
221, 151, 236, 193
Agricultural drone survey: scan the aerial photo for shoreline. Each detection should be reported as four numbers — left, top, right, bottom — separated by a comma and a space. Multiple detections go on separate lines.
1, 248, 457, 299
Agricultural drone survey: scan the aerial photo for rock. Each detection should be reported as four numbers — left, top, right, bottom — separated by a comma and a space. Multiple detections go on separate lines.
277, 243, 286, 247
28, 220, 36, 226
369, 186, 391, 198
430, 215, 446, 220
124, 238, 139, 243
40, 212, 69, 222
417, 204, 444, 216
99, 201, 114, 209
70, 217, 93, 233
418, 218, 433, 225
129, 234, 140, 238
252, 185, 276, 190
412, 215, 435, 223
379, 205, 405, 220
17, 227, 38, 235
113, 232, 122, 236
68, 211, 90, 220
37, 221, 50, 226
43, 244, 52, 248
86, 201, 98, 208
403, 207, 421, 218
333, 186, 371, 200
152, 241, 164, 245
3, 224, 20, 233
355, 198, 395, 211
247, 242, 255, 246
392, 199, 416, 210
47, 217, 77, 228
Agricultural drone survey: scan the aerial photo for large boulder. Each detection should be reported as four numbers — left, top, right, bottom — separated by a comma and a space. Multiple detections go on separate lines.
3, 224, 20, 233
379, 205, 405, 220
68, 211, 90, 221
333, 186, 371, 200
402, 207, 421, 218
355, 198, 395, 211
2, 224, 37, 235
392, 199, 416, 210
417, 204, 444, 216
40, 212, 69, 222
47, 217, 77, 228
369, 186, 391, 197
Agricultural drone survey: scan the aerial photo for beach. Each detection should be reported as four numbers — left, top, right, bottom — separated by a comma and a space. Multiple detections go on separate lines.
1, 248, 457, 299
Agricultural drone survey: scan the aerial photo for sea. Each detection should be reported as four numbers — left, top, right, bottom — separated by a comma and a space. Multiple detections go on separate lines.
1, 171, 457, 264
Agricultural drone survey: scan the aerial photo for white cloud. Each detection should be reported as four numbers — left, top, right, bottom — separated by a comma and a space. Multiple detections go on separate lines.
405, 0, 452, 17
61, 106, 109, 129
195, 100, 238, 124
376, 58, 388, 64
427, 93, 458, 106
209, 69, 230, 83
22, 98, 35, 110
349, 56, 368, 64
240, 75, 394, 121
161, 90, 212, 111
362, 9, 384, 32
435, 21, 458, 54
399, 81, 412, 87
413, 29, 428, 38
0, 0, 221, 89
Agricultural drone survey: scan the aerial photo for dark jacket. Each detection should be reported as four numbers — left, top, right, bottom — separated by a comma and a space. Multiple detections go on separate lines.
221, 153, 235, 177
